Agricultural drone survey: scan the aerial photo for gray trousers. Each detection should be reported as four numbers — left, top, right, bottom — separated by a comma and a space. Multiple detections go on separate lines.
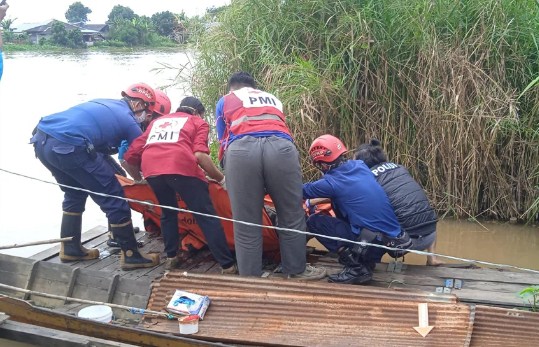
224, 136, 307, 276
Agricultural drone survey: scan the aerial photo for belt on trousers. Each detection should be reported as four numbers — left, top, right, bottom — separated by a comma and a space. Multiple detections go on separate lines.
230, 113, 283, 128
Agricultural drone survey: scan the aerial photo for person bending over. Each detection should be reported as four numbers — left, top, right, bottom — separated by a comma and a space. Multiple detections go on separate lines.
123, 97, 237, 273
30, 83, 160, 270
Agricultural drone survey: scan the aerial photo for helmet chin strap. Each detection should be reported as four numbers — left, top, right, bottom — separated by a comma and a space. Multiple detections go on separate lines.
316, 158, 345, 173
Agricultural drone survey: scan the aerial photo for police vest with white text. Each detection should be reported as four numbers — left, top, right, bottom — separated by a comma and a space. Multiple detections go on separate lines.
222, 87, 292, 137
370, 162, 438, 237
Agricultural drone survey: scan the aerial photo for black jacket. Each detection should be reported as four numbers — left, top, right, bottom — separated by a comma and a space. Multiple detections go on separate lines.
370, 162, 437, 236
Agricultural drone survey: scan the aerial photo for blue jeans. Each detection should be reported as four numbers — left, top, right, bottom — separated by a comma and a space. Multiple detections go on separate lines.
32, 131, 131, 224
306, 214, 386, 264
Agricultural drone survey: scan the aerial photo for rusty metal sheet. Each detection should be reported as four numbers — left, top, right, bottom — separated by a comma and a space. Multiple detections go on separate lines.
144, 272, 472, 347
470, 305, 539, 347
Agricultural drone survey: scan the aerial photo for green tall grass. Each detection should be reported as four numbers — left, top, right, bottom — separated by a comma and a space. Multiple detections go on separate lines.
192, 0, 539, 221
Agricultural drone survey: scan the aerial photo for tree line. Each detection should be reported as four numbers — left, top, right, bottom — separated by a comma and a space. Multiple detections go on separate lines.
0, 2, 218, 48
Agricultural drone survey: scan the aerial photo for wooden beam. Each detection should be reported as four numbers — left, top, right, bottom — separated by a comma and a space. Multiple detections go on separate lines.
106, 274, 120, 303
0, 319, 138, 347
64, 267, 80, 304
22, 261, 39, 300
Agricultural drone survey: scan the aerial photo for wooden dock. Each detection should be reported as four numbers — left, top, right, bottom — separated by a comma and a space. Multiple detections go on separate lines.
1, 225, 539, 346
30, 225, 539, 310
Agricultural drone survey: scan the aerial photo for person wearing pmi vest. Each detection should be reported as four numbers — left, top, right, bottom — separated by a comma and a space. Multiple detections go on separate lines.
354, 139, 441, 266
215, 71, 326, 280
123, 96, 237, 273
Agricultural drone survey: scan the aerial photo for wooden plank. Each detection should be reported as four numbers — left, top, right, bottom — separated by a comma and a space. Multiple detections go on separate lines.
398, 264, 539, 285
0, 319, 140, 346
0, 296, 218, 347
85, 252, 121, 271
115, 277, 153, 297
0, 255, 34, 292
49, 233, 116, 267
30, 226, 108, 261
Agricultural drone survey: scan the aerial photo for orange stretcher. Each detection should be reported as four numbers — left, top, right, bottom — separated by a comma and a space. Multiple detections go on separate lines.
117, 175, 282, 257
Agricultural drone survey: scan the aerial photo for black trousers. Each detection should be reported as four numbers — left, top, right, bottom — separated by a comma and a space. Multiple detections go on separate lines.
147, 174, 235, 268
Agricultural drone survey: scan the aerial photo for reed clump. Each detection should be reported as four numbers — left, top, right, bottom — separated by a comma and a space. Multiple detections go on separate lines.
192, 0, 539, 221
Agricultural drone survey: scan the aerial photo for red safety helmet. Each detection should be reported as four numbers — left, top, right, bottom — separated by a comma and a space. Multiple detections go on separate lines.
309, 134, 347, 163
153, 89, 172, 117
121, 83, 156, 111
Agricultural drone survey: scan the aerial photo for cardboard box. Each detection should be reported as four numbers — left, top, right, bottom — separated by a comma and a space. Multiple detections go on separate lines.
166, 290, 210, 320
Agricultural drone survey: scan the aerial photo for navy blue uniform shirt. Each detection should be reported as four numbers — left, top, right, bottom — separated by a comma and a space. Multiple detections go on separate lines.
303, 160, 401, 237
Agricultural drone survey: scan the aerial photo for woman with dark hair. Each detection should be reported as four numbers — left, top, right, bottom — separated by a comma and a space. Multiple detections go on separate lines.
354, 139, 441, 266
123, 97, 237, 272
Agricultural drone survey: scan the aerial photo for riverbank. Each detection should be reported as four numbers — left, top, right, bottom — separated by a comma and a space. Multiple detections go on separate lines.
1, 42, 183, 54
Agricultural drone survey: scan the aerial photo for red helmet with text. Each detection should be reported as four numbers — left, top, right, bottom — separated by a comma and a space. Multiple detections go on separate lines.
309, 134, 347, 163
121, 83, 156, 111
153, 89, 172, 117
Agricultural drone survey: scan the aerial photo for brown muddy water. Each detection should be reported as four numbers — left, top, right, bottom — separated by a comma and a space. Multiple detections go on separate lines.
390, 219, 539, 269
312, 219, 539, 270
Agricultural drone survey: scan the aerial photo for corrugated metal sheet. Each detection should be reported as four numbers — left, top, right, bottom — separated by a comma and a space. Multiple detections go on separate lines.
470, 305, 539, 347
144, 272, 472, 347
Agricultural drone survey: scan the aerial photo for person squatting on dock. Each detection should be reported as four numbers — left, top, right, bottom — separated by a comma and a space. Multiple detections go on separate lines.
215, 71, 326, 280
354, 139, 441, 266
303, 135, 413, 284
30, 83, 161, 270
123, 96, 237, 274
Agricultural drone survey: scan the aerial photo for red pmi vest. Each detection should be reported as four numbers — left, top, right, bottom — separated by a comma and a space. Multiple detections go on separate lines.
222, 87, 292, 137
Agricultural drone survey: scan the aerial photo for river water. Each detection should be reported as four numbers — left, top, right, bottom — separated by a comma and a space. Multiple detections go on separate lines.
0, 51, 538, 272
0, 50, 191, 258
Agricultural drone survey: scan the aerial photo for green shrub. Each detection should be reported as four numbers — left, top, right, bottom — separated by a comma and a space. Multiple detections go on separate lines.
192, 0, 539, 221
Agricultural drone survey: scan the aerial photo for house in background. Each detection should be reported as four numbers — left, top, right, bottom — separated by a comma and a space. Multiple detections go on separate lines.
73, 22, 110, 39
12, 20, 106, 45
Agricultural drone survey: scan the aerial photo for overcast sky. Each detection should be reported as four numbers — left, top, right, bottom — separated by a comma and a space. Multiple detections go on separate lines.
5, 0, 231, 24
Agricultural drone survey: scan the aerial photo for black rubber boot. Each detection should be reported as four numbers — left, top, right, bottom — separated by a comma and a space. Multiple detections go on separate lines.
111, 220, 159, 270
337, 247, 357, 267
60, 212, 99, 262
107, 223, 142, 248
328, 264, 373, 285
106, 223, 119, 247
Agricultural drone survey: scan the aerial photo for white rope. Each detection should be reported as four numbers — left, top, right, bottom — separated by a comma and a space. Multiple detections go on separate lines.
2, 167, 539, 275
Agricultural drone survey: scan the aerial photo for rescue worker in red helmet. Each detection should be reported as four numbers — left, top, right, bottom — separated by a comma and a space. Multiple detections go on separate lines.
30, 83, 160, 270
107, 89, 172, 248
123, 97, 237, 272
152, 89, 172, 119
214, 71, 326, 280
303, 135, 412, 284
